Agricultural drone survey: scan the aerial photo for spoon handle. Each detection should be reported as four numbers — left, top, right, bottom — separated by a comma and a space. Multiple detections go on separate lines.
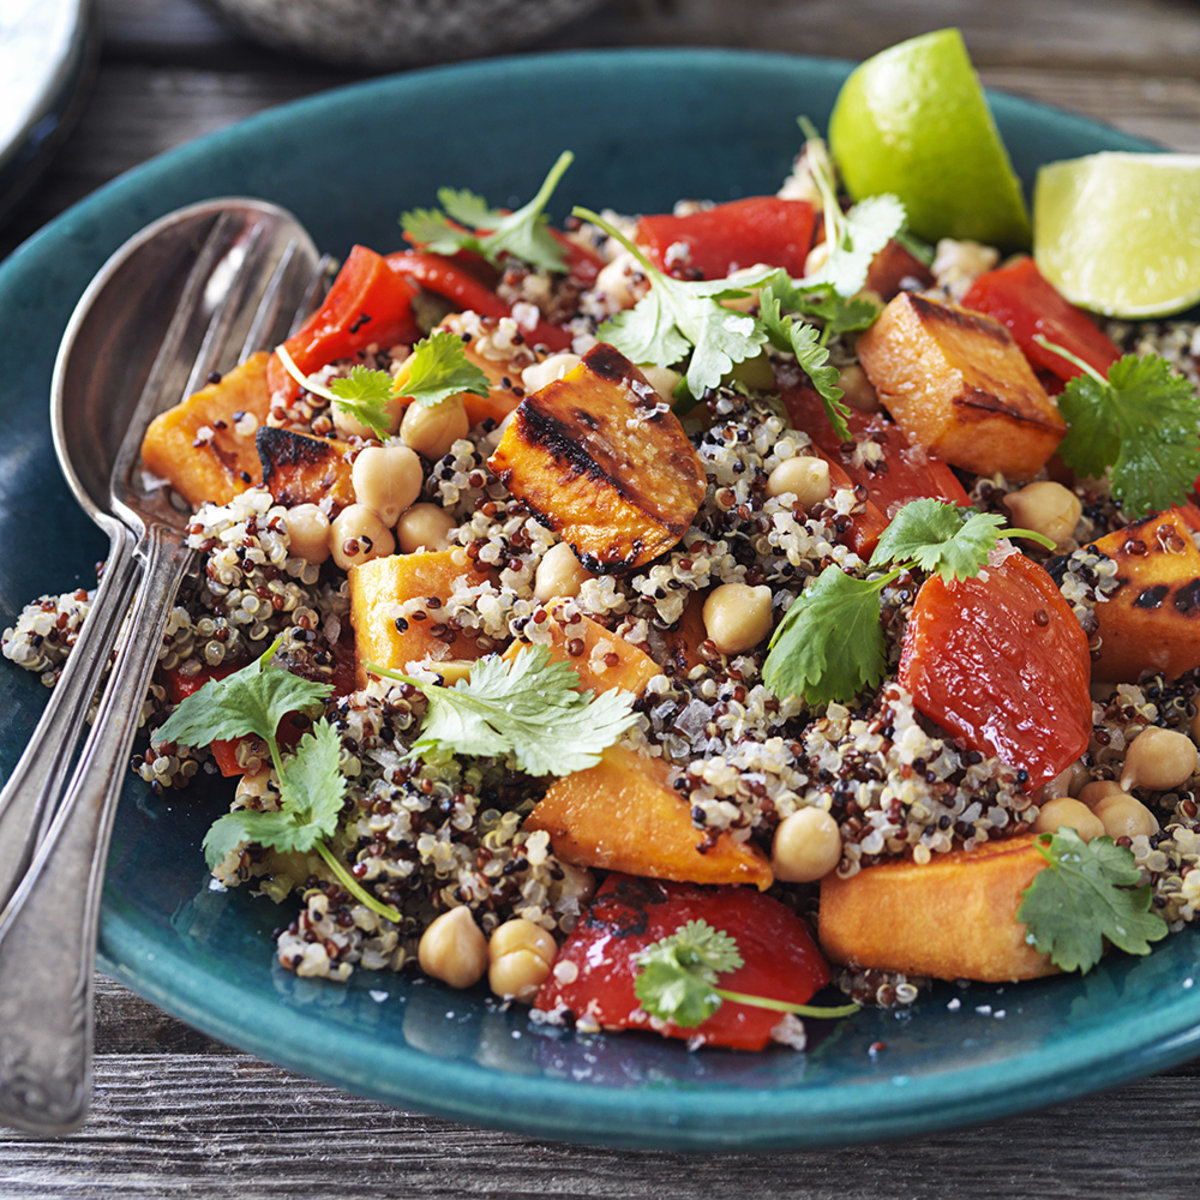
0, 523, 139, 912
0, 524, 194, 1134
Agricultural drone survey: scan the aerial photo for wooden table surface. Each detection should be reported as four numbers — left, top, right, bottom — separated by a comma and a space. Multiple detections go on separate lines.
4, 0, 1200, 1194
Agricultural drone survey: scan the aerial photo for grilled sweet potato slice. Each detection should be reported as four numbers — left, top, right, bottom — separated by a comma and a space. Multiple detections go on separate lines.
256, 428, 355, 512
349, 550, 493, 685
140, 351, 271, 506
525, 744, 773, 889
502, 599, 660, 696
487, 344, 706, 572
856, 292, 1066, 479
1084, 508, 1200, 682
818, 834, 1057, 982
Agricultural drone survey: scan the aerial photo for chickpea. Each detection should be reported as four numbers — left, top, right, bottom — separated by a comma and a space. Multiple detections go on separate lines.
804, 241, 830, 278
1093, 793, 1159, 840
765, 456, 832, 506
328, 503, 396, 571
594, 251, 642, 309
1121, 726, 1198, 792
640, 364, 682, 403
285, 503, 330, 565
488, 918, 557, 1002
836, 363, 880, 413
771, 807, 842, 882
1032, 797, 1104, 841
400, 393, 470, 460
333, 394, 403, 440
1041, 759, 1089, 800
702, 583, 774, 655
1002, 481, 1082, 550
418, 907, 488, 989
1078, 779, 1124, 808
534, 541, 592, 602
351, 444, 423, 525
396, 502, 456, 553
521, 352, 581, 394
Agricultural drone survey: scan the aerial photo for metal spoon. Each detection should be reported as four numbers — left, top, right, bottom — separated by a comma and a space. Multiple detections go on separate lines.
0, 199, 321, 1134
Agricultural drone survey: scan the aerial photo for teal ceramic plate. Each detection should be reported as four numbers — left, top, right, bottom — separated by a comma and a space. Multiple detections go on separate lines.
1, 49, 1197, 1150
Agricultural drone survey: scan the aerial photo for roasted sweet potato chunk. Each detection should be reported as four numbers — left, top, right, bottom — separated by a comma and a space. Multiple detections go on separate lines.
349, 550, 493, 685
140, 351, 271, 506
487, 344, 706, 572
525, 744, 773, 889
1084, 508, 1200, 682
256, 428, 355, 512
818, 834, 1057, 982
856, 292, 1066, 479
503, 599, 660, 696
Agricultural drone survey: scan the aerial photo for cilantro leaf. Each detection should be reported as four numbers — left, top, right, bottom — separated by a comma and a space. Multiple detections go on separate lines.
396, 328, 491, 408
201, 720, 346, 868
1047, 341, 1200, 519
868, 499, 1002, 580
577, 205, 771, 398
798, 127, 905, 298
156, 636, 332, 750
762, 565, 890, 707
400, 152, 573, 272
634, 919, 742, 1028
633, 918, 860, 1029
330, 365, 397, 440
1019, 828, 1169, 973
369, 644, 639, 776
759, 281, 850, 441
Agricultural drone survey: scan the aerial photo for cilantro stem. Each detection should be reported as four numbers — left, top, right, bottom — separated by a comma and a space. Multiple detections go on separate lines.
712, 988, 860, 1019
314, 841, 404, 927
275, 344, 341, 405
571, 205, 658, 281
1032, 334, 1108, 387
516, 151, 574, 231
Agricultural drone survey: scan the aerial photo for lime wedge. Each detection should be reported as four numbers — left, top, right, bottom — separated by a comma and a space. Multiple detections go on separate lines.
828, 28, 1031, 249
1034, 152, 1200, 318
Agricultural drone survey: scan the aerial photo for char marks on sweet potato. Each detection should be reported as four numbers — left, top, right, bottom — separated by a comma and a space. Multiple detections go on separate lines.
256, 427, 355, 512
487, 344, 706, 573
856, 292, 1066, 480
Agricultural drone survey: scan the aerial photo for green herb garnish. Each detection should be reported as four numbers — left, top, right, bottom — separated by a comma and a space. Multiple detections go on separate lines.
762, 499, 1054, 706
1035, 336, 1200, 520
155, 637, 403, 925
401, 151, 574, 272
573, 205, 774, 400
276, 328, 490, 440
1018, 827, 1169, 973
797, 121, 906, 298
633, 919, 859, 1028
368, 644, 638, 777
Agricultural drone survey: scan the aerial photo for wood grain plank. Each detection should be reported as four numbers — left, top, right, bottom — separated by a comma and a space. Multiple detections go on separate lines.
1, 1054, 1199, 1198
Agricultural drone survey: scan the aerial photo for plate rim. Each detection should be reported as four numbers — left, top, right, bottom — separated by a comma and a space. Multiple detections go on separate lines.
3, 45, 1194, 1150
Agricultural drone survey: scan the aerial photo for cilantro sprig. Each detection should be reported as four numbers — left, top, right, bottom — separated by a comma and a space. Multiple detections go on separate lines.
1035, 336, 1200, 519
155, 637, 403, 926
401, 151, 574, 272
762, 499, 1054, 706
573, 205, 774, 401
797, 122, 906, 299
367, 644, 638, 776
276, 329, 490, 440
633, 919, 858, 1028
1018, 827, 1168, 973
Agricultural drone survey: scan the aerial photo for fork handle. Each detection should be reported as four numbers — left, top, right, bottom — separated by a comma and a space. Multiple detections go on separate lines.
0, 524, 194, 1134
0, 522, 139, 913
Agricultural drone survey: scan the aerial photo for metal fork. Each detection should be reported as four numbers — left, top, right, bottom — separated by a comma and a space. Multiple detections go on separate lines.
0, 200, 325, 1134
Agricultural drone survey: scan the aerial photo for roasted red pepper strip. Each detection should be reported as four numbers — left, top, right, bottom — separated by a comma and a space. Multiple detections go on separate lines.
899, 549, 1092, 792
783, 384, 969, 542
534, 875, 831, 1051
386, 250, 574, 352
962, 256, 1121, 384
636, 196, 816, 279
552, 229, 605, 286
267, 244, 420, 402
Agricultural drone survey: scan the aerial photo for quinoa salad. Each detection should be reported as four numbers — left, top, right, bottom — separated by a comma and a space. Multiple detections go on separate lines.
7, 125, 1200, 1053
